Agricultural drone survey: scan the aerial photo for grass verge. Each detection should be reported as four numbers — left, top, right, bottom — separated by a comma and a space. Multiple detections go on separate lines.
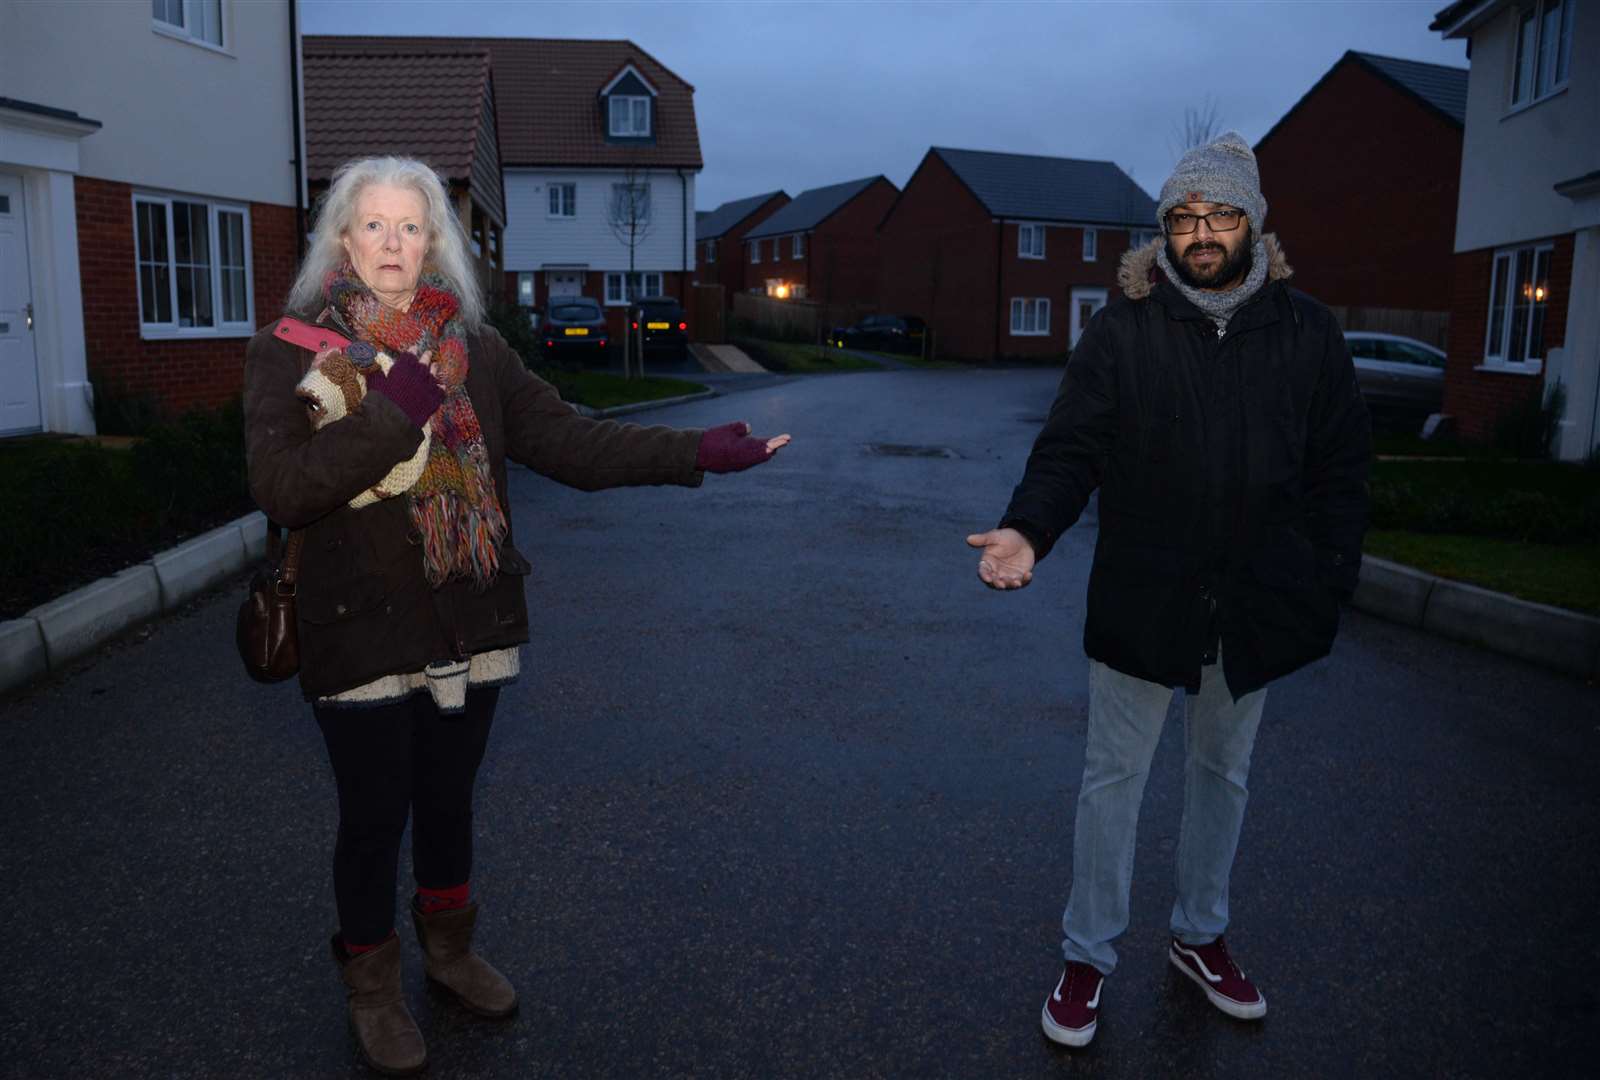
733, 339, 882, 374
536, 369, 707, 410
1364, 530, 1600, 615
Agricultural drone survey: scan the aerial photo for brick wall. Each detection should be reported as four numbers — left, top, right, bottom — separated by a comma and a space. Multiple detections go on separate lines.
1255, 58, 1462, 312
1442, 233, 1574, 440
75, 175, 299, 415
698, 194, 789, 300
806, 178, 899, 309
998, 223, 1129, 360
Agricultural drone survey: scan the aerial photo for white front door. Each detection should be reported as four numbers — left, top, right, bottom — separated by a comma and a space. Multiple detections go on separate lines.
1069, 287, 1108, 349
547, 271, 582, 299
0, 173, 42, 435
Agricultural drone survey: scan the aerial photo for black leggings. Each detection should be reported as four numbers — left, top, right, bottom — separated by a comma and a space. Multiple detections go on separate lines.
312, 687, 498, 945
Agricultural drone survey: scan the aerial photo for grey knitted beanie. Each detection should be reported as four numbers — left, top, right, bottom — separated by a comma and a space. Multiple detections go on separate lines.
1157, 131, 1267, 233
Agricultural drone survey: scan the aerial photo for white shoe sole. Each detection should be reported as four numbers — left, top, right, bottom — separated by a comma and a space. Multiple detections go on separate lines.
1168, 947, 1267, 1020
1040, 1002, 1096, 1047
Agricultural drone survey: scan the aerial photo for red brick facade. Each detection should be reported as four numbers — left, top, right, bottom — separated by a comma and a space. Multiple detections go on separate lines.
880, 153, 1137, 362
1254, 57, 1462, 312
1442, 233, 1574, 440
75, 175, 299, 414
697, 193, 789, 300
754, 178, 899, 310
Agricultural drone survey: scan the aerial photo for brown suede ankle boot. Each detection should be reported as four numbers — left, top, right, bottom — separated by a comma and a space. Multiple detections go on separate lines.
411, 901, 518, 1018
331, 934, 428, 1076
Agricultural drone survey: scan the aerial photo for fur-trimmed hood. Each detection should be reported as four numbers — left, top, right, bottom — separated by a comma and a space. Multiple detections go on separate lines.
1116, 233, 1293, 300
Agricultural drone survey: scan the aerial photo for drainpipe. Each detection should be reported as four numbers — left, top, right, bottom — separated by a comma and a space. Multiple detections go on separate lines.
993, 220, 1003, 362
677, 168, 688, 294
288, 0, 306, 260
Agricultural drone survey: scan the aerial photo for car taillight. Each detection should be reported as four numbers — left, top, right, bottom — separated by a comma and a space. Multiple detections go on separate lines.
631, 321, 639, 330
678, 322, 687, 331
599, 339, 608, 347
544, 340, 554, 348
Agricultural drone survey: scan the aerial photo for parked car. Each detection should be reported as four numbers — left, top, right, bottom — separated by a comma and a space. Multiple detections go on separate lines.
631, 296, 689, 361
541, 297, 609, 362
830, 314, 927, 354
1345, 331, 1445, 415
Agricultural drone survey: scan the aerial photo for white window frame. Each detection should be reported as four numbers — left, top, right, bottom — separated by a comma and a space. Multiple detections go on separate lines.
604, 271, 664, 306
772, 237, 783, 262
1508, 0, 1574, 112
1129, 229, 1157, 249
133, 191, 254, 339
516, 272, 535, 307
1480, 242, 1554, 373
1082, 228, 1098, 262
793, 233, 806, 260
1018, 224, 1045, 259
547, 182, 576, 219
750, 239, 761, 264
705, 238, 717, 264
1009, 297, 1051, 337
151, 0, 226, 51
609, 94, 651, 137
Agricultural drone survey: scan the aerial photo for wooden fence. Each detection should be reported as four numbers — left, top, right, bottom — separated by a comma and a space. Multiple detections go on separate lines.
730, 293, 877, 341
1327, 306, 1450, 349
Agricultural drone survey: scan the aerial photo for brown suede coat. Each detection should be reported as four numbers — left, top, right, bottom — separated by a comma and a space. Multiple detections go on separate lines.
243, 318, 704, 699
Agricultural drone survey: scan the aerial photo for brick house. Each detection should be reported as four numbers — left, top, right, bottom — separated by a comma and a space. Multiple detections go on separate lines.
878, 148, 1157, 362
741, 177, 899, 309
1255, 51, 1467, 346
301, 43, 507, 297
695, 190, 789, 302
1, 0, 303, 432
310, 36, 703, 343
1430, 0, 1597, 456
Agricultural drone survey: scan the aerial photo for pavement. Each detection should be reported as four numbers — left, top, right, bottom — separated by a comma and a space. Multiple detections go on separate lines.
1, 368, 1597, 1079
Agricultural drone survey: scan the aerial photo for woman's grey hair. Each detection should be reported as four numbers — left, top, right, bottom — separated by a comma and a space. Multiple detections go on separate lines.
287, 155, 484, 328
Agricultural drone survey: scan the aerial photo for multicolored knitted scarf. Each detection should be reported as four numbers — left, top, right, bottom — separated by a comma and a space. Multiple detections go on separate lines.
324, 263, 506, 589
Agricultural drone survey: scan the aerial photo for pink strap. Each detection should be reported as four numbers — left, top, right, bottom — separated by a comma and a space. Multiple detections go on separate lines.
273, 316, 350, 354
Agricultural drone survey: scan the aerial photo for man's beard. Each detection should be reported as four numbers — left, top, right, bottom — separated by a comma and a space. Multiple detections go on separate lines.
1167, 227, 1254, 290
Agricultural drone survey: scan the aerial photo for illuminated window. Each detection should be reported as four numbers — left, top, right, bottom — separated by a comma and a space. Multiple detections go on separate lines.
1484, 242, 1554, 368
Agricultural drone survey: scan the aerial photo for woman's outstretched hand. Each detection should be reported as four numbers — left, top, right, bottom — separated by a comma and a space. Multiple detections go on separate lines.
696, 421, 792, 474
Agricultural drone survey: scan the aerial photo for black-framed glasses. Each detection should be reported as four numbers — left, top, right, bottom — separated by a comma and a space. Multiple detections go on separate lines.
1165, 208, 1246, 235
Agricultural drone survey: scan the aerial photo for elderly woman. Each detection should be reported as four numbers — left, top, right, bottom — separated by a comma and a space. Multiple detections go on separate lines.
244, 156, 788, 1076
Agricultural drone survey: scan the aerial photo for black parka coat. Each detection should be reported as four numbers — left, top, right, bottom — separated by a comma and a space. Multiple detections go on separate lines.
1001, 238, 1371, 698
243, 317, 704, 700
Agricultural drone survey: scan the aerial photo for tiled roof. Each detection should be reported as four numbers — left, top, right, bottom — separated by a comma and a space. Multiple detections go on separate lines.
304, 36, 702, 169
696, 191, 786, 240
1352, 52, 1469, 125
929, 149, 1156, 227
303, 47, 506, 226
743, 178, 886, 239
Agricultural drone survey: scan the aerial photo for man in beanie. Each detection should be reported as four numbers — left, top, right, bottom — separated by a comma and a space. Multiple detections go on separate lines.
966, 132, 1370, 1046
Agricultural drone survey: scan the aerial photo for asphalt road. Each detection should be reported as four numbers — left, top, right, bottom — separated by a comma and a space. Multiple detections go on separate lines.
2, 369, 1596, 1079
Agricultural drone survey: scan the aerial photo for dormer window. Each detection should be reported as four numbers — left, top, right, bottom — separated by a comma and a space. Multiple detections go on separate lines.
609, 95, 650, 137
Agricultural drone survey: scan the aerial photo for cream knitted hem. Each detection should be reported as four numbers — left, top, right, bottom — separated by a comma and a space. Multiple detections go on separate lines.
316, 647, 521, 712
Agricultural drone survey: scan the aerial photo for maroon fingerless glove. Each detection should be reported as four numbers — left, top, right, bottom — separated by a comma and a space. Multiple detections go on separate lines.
695, 421, 774, 474
364, 350, 445, 428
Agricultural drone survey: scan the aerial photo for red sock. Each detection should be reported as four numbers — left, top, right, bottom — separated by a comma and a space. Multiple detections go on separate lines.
344, 930, 397, 955
415, 881, 471, 914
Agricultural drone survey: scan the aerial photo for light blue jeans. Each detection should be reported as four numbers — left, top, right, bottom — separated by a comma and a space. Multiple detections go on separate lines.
1061, 655, 1267, 974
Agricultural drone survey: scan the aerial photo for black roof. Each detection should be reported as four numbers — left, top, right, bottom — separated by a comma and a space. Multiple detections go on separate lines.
1429, 0, 1489, 34
695, 190, 786, 241
744, 177, 887, 240
1257, 51, 1468, 152
926, 148, 1156, 227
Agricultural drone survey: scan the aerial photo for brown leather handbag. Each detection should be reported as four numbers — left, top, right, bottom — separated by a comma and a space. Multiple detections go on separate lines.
237, 523, 305, 683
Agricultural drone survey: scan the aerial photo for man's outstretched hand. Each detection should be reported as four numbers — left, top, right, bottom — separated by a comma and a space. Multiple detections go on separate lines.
966, 528, 1036, 590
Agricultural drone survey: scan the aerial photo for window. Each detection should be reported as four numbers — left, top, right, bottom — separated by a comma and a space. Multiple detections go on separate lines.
517, 273, 535, 306
1511, 0, 1574, 108
793, 233, 805, 260
604, 271, 663, 305
1483, 242, 1554, 368
772, 238, 783, 262
609, 95, 651, 137
548, 183, 576, 218
1129, 229, 1157, 249
610, 182, 651, 224
134, 193, 252, 335
1082, 229, 1098, 262
1010, 298, 1051, 336
705, 238, 717, 264
750, 239, 761, 264
152, 0, 223, 47
1018, 224, 1045, 259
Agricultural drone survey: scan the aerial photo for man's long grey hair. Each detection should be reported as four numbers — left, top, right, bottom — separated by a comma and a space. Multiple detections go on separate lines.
286, 156, 484, 328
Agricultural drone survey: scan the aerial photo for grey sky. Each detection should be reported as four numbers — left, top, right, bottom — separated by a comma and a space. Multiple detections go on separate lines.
300, 0, 1466, 210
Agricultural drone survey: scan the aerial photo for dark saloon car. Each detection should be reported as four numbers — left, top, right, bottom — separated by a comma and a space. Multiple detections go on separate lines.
541, 297, 609, 362
632, 296, 690, 360
1345, 331, 1445, 416
830, 314, 927, 354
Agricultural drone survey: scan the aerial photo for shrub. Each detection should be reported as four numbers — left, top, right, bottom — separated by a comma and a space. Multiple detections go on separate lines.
1492, 382, 1565, 459
485, 297, 543, 369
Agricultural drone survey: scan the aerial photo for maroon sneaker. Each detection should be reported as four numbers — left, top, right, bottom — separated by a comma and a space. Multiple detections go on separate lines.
1169, 935, 1267, 1020
1040, 960, 1103, 1046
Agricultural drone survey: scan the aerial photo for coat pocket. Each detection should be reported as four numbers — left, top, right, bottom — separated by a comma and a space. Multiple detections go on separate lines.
298, 572, 390, 625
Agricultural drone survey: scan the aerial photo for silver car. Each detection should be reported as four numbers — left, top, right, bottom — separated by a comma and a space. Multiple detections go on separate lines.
1344, 331, 1446, 414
